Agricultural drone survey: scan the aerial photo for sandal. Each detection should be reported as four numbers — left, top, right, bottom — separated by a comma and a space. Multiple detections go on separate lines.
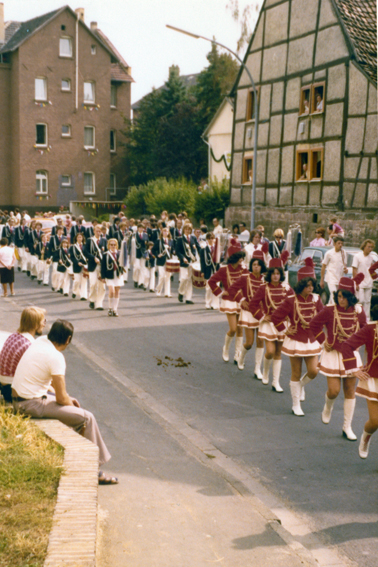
98, 471, 118, 485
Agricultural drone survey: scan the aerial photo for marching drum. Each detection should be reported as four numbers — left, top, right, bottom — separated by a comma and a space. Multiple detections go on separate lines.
166, 259, 180, 274
192, 262, 206, 289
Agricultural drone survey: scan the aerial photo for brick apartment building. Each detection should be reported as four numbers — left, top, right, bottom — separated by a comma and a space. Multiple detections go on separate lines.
0, 3, 133, 211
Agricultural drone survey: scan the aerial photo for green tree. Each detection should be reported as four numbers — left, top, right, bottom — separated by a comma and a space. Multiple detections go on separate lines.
194, 178, 230, 225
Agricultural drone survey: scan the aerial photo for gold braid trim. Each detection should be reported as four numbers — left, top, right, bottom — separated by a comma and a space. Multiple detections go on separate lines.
266, 284, 285, 312
286, 296, 317, 336
326, 306, 359, 349
365, 323, 378, 374
226, 265, 244, 289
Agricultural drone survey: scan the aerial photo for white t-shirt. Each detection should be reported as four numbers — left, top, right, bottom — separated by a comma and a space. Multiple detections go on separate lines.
322, 248, 346, 285
352, 251, 375, 288
12, 336, 66, 399
213, 225, 223, 236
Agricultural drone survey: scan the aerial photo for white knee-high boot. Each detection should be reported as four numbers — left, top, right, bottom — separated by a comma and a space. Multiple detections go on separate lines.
237, 346, 248, 371
222, 334, 233, 362
299, 372, 314, 402
234, 335, 243, 364
254, 347, 264, 379
359, 430, 373, 458
290, 381, 304, 416
272, 359, 283, 392
321, 393, 336, 424
262, 357, 272, 385
342, 398, 357, 441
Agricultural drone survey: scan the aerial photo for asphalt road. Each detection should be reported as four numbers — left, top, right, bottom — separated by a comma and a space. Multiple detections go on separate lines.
2, 270, 378, 567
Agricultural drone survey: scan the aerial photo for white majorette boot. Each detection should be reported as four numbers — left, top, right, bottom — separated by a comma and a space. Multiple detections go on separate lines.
262, 357, 272, 385
234, 335, 243, 365
359, 430, 372, 458
290, 381, 305, 416
222, 334, 233, 362
237, 345, 248, 371
254, 347, 264, 380
321, 393, 335, 424
272, 359, 283, 392
342, 398, 357, 441
299, 372, 313, 402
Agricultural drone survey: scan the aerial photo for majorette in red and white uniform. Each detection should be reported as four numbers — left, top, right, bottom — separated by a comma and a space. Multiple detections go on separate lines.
341, 312, 378, 458
310, 273, 367, 440
271, 257, 323, 416
208, 238, 248, 363
227, 248, 267, 374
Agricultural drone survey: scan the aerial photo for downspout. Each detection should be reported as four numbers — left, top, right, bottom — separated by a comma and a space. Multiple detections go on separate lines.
75, 14, 79, 110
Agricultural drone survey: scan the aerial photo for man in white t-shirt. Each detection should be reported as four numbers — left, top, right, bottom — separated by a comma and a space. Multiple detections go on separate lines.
239, 222, 250, 239
212, 218, 223, 236
320, 236, 348, 305
352, 239, 376, 319
12, 320, 117, 484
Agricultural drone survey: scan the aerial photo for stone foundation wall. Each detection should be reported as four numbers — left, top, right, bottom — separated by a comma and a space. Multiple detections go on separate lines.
225, 205, 378, 249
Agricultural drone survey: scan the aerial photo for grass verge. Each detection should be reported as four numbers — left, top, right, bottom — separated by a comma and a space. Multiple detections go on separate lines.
0, 406, 64, 567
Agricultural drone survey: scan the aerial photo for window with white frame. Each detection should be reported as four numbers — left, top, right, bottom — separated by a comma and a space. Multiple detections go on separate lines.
84, 81, 95, 103
91, 45, 96, 55
110, 173, 116, 195
110, 129, 116, 152
36, 124, 47, 146
35, 77, 47, 100
84, 126, 95, 149
84, 172, 95, 194
62, 124, 71, 137
59, 37, 72, 57
61, 78, 71, 91
36, 170, 48, 194
110, 84, 117, 107
61, 175, 71, 186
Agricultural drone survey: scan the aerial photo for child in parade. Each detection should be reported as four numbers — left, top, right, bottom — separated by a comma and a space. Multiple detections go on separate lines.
153, 226, 173, 297
35, 233, 51, 286
144, 242, 156, 292
271, 258, 323, 416
208, 239, 248, 363
227, 250, 266, 373
199, 232, 218, 310
310, 274, 366, 440
56, 239, 73, 296
69, 232, 88, 300
101, 238, 125, 317
248, 252, 292, 390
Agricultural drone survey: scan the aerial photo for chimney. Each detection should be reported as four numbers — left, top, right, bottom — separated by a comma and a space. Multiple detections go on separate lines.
90, 21, 97, 31
75, 7, 85, 22
0, 3, 5, 45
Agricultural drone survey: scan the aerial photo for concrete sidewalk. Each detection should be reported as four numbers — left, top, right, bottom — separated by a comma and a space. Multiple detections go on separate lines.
0, 297, 313, 567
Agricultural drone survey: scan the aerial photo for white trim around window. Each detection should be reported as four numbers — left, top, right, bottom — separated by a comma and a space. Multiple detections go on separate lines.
62, 124, 71, 137
36, 170, 48, 194
61, 175, 71, 187
59, 36, 73, 57
84, 81, 95, 104
61, 78, 71, 91
110, 129, 116, 152
35, 123, 47, 147
84, 125, 95, 149
110, 173, 116, 195
35, 77, 47, 101
84, 172, 95, 195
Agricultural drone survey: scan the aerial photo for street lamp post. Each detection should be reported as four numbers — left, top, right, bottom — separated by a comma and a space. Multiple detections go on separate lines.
166, 24, 259, 231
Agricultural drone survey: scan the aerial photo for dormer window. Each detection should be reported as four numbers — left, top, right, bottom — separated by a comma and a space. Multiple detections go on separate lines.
59, 37, 72, 57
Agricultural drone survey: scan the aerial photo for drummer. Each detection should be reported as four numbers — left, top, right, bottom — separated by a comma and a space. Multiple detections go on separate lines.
199, 232, 218, 310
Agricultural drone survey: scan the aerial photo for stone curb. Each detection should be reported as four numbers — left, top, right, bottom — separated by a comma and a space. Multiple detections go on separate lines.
34, 420, 99, 567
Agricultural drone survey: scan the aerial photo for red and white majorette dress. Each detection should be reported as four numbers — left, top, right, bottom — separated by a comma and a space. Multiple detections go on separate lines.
227, 249, 266, 328
271, 258, 323, 357
249, 253, 292, 341
310, 274, 367, 377
342, 321, 378, 402
208, 239, 248, 314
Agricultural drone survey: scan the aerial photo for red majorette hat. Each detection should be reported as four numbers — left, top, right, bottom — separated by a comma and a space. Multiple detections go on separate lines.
252, 249, 264, 261
338, 273, 364, 295
269, 250, 289, 269
369, 261, 378, 280
227, 238, 242, 258
297, 257, 315, 281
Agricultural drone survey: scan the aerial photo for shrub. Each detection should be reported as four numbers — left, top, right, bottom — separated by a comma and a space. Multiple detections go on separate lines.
194, 178, 230, 225
124, 178, 197, 218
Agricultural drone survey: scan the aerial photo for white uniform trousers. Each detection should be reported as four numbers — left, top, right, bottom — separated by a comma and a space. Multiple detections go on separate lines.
18, 247, 28, 271
26, 250, 33, 272
358, 287, 372, 320
156, 266, 171, 297
133, 258, 145, 286
30, 254, 38, 277
178, 265, 193, 301
56, 270, 71, 295
144, 266, 156, 290
205, 282, 219, 309
51, 262, 59, 290
326, 282, 338, 305
37, 260, 50, 285
89, 266, 106, 308
72, 271, 88, 299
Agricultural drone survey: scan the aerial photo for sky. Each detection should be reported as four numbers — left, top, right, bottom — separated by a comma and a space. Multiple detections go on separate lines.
3, 0, 263, 103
